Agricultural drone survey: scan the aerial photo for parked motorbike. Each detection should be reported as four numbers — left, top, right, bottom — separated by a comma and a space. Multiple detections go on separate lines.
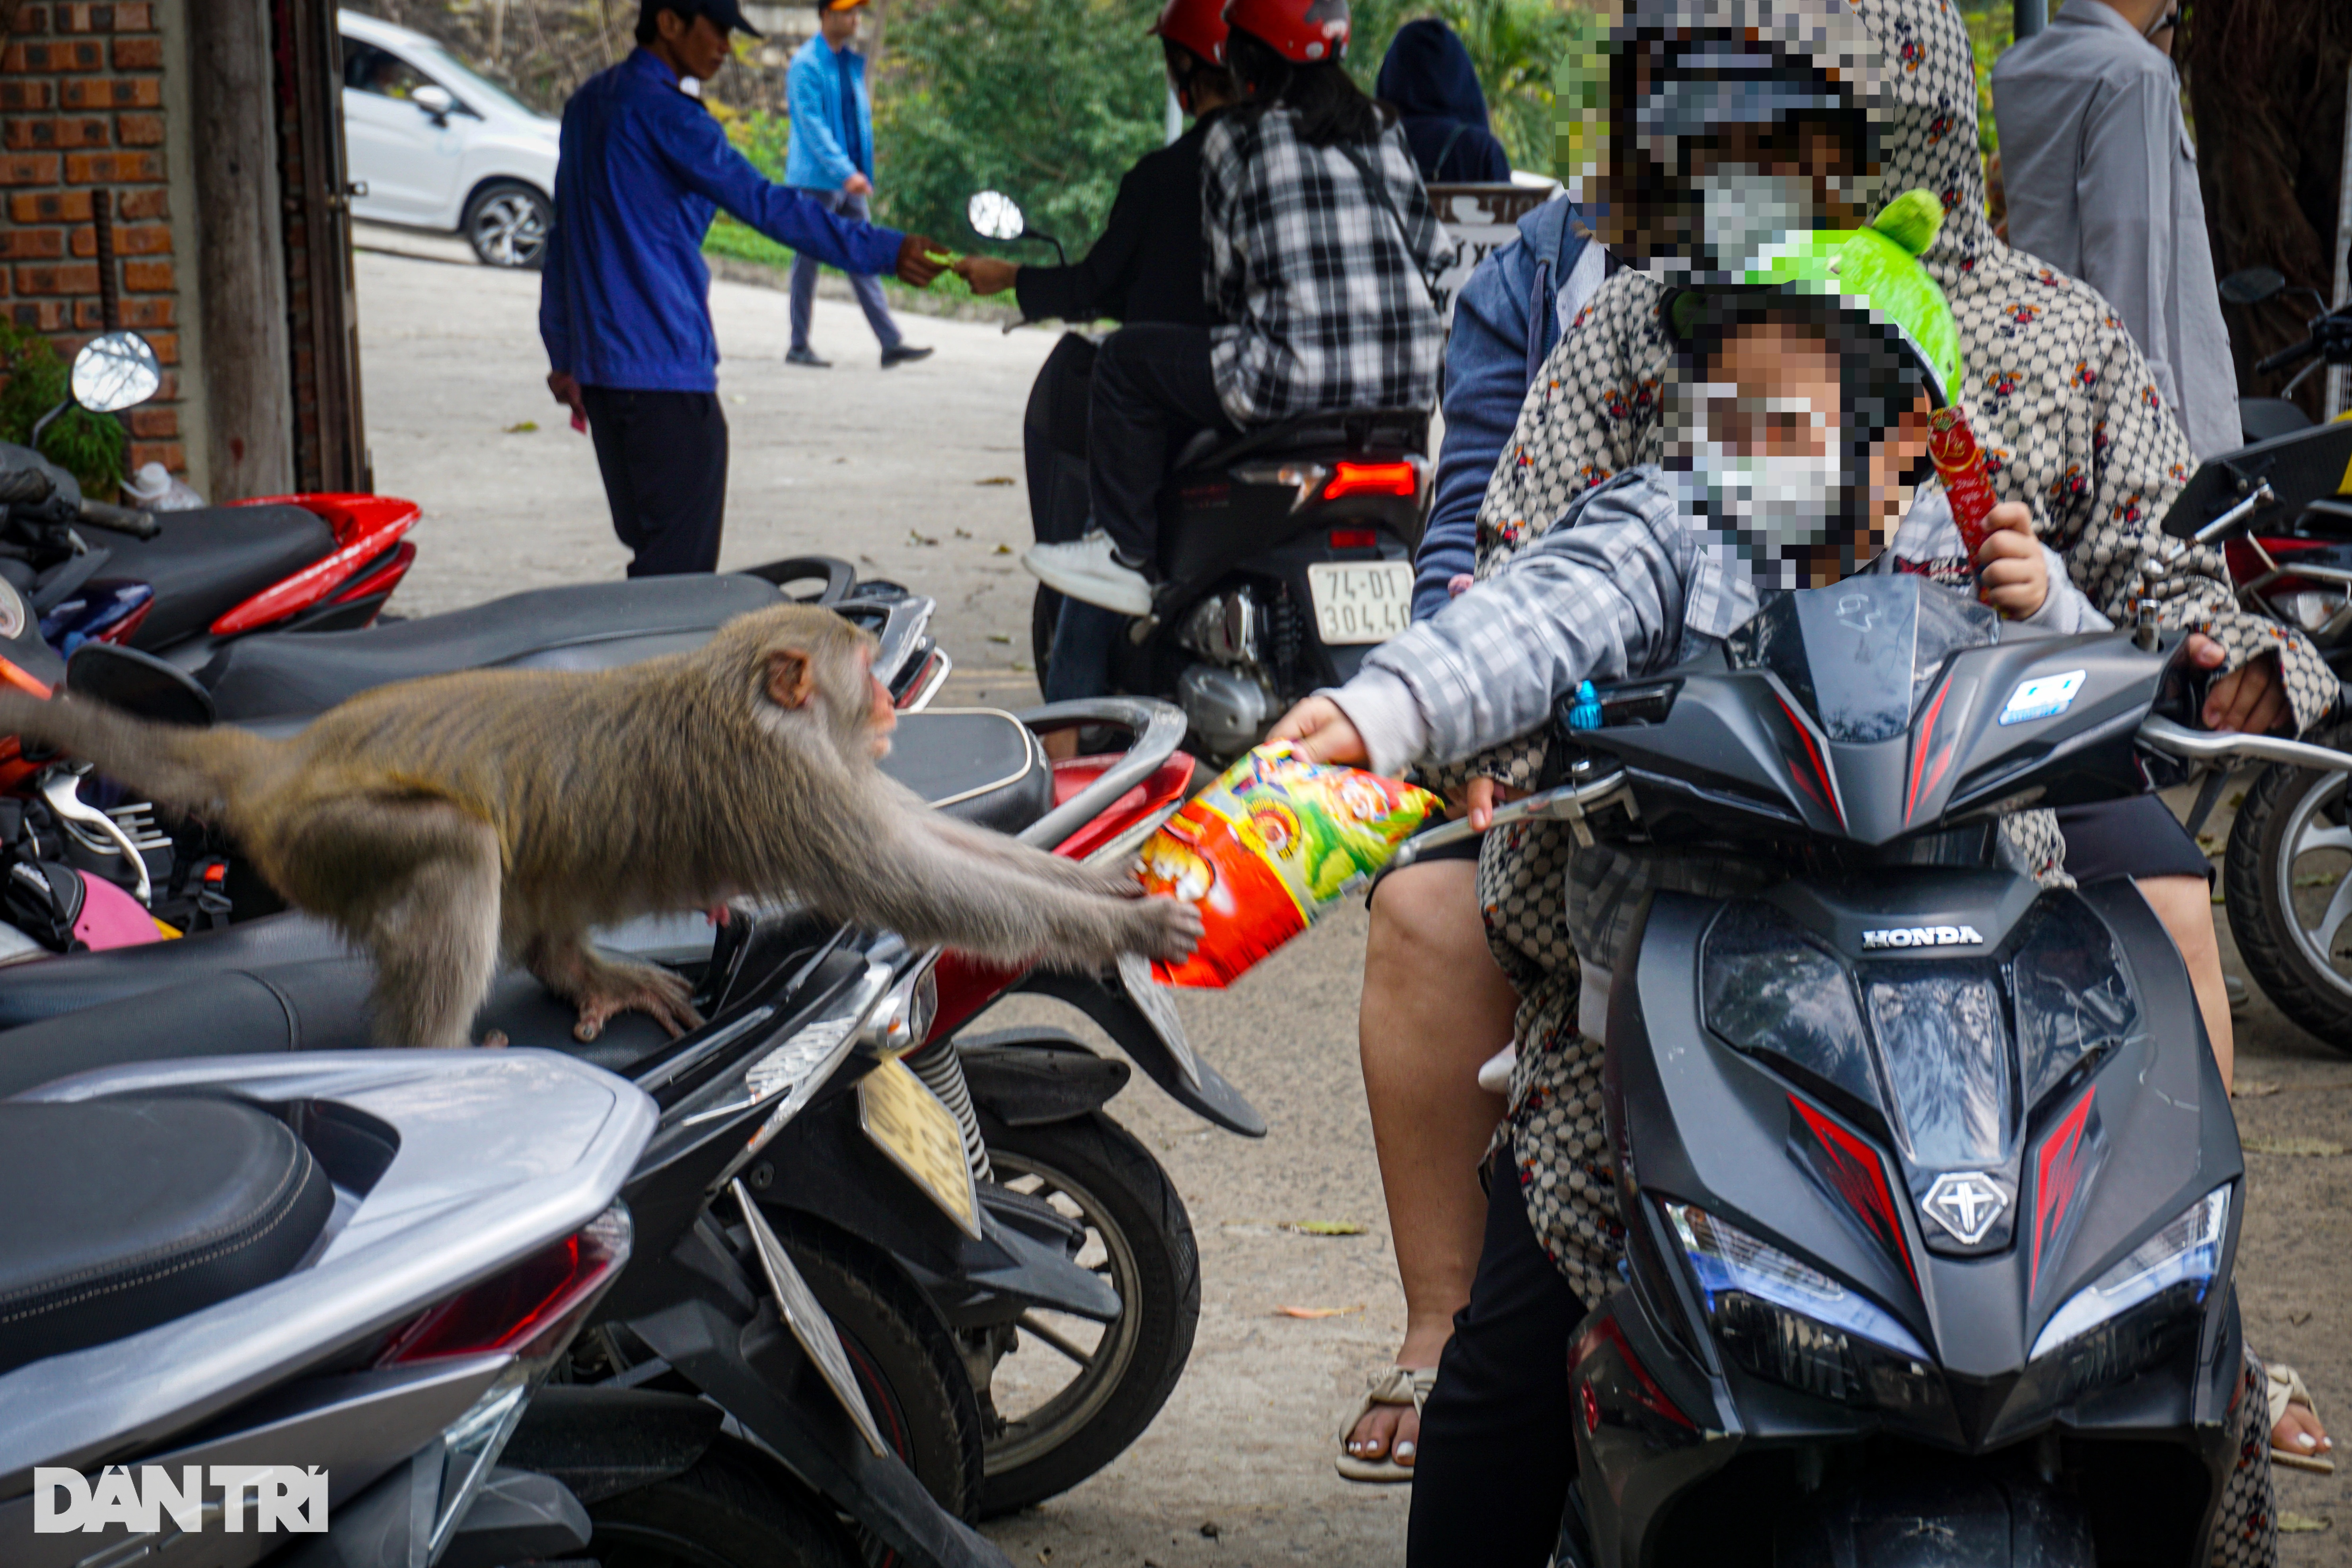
1390, 538, 2352, 1559
0, 1044, 654, 1568
2146, 275, 2352, 1045
0, 602, 1261, 1519
0, 333, 418, 668
968, 188, 1433, 761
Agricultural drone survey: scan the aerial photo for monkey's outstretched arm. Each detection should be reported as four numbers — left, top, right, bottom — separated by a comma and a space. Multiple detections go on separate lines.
792, 808, 1197, 970
882, 781, 1141, 896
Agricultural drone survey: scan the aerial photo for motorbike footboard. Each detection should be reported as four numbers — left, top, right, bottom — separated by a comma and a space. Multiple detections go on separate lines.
1776, 1473, 2093, 1567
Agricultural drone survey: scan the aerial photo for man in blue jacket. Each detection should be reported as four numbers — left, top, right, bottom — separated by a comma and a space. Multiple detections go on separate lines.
539, 0, 946, 576
784, 0, 929, 369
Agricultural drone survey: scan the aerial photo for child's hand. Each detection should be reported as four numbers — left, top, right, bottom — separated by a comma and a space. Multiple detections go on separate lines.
1269, 696, 1367, 765
956, 256, 1019, 296
1975, 502, 2046, 619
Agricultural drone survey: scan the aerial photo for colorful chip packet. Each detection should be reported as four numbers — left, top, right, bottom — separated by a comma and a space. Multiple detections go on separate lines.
1137, 742, 1443, 988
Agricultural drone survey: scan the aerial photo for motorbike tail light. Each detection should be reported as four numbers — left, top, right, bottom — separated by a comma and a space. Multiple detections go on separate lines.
378, 1204, 632, 1367
1320, 462, 1417, 501
1326, 526, 1379, 550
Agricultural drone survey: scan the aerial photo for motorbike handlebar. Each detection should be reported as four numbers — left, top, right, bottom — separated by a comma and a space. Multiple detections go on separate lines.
75, 497, 158, 539
0, 467, 55, 506
2137, 715, 2352, 774
2256, 337, 2321, 376
1387, 767, 1636, 871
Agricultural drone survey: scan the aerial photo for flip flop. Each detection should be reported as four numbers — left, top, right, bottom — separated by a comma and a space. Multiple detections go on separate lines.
1335, 1365, 1438, 1483
2267, 1361, 2336, 1475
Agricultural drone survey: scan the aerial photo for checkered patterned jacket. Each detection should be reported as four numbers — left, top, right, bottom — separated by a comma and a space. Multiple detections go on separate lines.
1199, 107, 1455, 428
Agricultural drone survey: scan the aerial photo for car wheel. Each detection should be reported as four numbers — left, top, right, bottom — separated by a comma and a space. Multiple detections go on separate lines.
465, 180, 552, 269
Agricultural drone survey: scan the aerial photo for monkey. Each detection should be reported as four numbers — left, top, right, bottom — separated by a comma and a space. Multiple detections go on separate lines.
0, 605, 1202, 1050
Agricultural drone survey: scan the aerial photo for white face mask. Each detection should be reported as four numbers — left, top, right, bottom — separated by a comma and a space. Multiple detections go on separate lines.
1668, 384, 1846, 588
1691, 166, 1818, 273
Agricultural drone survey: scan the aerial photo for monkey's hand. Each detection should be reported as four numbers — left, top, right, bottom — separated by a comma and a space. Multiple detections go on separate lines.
573, 959, 703, 1042
1127, 894, 1203, 963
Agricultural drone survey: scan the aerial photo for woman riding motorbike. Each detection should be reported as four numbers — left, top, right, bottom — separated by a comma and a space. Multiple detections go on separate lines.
957, 0, 1236, 705
1015, 0, 1453, 692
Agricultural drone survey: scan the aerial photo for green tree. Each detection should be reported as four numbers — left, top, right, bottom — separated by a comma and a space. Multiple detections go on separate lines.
872, 0, 1170, 263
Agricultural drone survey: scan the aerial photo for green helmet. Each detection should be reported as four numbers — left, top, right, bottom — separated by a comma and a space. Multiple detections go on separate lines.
1662, 188, 1963, 407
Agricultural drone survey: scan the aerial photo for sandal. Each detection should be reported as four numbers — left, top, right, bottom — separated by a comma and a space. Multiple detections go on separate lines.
2267, 1362, 2336, 1475
1335, 1365, 1437, 1483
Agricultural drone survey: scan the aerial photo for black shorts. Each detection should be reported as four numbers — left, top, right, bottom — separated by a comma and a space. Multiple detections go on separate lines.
1367, 818, 1482, 903
2054, 796, 2213, 884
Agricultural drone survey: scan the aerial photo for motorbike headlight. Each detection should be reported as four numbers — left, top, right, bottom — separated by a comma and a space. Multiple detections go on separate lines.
1702, 902, 1880, 1116
2029, 1184, 2229, 1362
1666, 1200, 1933, 1410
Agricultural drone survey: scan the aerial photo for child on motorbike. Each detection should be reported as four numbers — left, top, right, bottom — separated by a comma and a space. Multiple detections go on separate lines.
1279, 190, 2096, 782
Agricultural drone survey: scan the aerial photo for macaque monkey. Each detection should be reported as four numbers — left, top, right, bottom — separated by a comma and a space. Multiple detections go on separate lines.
0, 606, 1201, 1048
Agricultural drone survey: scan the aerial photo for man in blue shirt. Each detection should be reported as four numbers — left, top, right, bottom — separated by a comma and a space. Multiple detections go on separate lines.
540, 0, 946, 575
784, 0, 929, 369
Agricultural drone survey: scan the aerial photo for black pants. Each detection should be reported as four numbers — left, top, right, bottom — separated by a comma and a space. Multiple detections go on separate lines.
581, 386, 728, 577
1086, 322, 1235, 566
1406, 1156, 1588, 1568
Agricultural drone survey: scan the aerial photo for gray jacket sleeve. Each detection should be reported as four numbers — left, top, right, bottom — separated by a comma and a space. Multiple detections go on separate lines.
1326, 472, 1694, 776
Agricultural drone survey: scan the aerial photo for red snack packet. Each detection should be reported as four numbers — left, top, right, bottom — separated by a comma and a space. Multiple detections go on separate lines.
1928, 403, 2001, 560
1135, 743, 1441, 988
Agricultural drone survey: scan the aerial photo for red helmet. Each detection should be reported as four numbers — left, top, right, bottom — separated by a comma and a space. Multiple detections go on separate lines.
1220, 0, 1350, 64
1149, 0, 1228, 66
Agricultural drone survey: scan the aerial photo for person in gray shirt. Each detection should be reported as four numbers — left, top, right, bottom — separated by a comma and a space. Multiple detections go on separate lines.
1993, 0, 2241, 458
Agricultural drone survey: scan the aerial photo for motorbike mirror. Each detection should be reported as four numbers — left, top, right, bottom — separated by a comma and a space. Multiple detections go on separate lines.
70, 331, 161, 414
2219, 267, 2287, 307
411, 82, 456, 118
967, 190, 1026, 242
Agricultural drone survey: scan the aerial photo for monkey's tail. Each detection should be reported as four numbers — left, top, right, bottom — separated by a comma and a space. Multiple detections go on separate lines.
0, 689, 278, 818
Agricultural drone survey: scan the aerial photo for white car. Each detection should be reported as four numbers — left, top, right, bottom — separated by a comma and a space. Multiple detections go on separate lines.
338, 10, 561, 268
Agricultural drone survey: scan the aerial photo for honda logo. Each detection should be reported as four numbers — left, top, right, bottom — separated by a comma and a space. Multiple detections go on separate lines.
1861, 925, 1984, 950
1921, 1171, 2010, 1246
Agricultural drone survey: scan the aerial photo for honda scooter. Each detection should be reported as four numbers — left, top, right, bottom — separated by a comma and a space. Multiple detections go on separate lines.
1391, 528, 2348, 1559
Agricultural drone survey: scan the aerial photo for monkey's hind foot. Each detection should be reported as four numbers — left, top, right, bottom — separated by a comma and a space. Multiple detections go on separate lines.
570, 959, 704, 1042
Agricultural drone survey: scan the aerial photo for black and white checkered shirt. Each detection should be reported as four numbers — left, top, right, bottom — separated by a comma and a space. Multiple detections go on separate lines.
1200, 108, 1454, 427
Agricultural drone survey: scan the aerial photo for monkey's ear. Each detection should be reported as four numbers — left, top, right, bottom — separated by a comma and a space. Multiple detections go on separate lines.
765, 649, 815, 709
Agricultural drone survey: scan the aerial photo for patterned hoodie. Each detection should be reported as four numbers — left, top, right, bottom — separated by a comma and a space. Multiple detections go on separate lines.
1466, 9, 2285, 1554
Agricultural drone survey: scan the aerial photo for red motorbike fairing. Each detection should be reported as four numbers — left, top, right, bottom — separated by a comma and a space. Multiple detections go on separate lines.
211, 493, 421, 636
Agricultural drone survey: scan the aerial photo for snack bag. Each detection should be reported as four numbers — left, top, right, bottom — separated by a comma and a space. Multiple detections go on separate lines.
1137, 742, 1442, 988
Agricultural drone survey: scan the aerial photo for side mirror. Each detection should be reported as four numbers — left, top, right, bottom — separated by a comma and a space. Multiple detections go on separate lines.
70, 332, 161, 415
967, 190, 1026, 243
411, 82, 456, 119
2219, 267, 2287, 307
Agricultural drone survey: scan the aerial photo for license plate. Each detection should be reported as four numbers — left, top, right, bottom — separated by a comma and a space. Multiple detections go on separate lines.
1306, 561, 1414, 645
859, 1056, 982, 1238
731, 1179, 888, 1456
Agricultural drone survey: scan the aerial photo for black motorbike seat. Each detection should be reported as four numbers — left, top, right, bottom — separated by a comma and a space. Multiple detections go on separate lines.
0, 1092, 335, 1373
201, 573, 785, 721
104, 504, 339, 653
881, 708, 1051, 835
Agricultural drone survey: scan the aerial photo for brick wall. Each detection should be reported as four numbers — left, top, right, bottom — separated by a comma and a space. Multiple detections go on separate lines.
0, 2, 185, 477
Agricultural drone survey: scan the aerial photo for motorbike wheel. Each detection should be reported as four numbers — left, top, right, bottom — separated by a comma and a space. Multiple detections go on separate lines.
974, 1108, 1200, 1515
1030, 585, 1063, 691
586, 1435, 863, 1568
771, 1221, 989, 1527
2225, 738, 2352, 1050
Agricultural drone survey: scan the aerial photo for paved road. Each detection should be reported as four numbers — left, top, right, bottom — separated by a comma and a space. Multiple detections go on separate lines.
355, 245, 2349, 1561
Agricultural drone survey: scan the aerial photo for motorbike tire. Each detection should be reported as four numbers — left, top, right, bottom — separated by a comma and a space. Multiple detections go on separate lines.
2225, 736, 2352, 1050
1030, 584, 1063, 692
586, 1435, 863, 1568
974, 1108, 1200, 1515
768, 1220, 988, 1526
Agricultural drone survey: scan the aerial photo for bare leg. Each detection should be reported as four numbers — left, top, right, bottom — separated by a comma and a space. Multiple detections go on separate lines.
526, 934, 703, 1042
2138, 875, 2232, 1089
1345, 857, 1517, 1471
2140, 875, 2333, 1459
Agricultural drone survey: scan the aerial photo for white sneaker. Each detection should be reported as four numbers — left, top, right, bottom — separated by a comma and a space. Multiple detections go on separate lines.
1022, 533, 1153, 616
1476, 1043, 1517, 1094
